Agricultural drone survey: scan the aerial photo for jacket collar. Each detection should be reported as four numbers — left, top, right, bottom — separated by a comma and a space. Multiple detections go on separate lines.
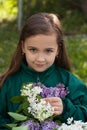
21, 60, 55, 82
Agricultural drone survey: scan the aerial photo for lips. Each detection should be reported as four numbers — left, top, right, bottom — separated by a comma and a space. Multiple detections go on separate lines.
36, 64, 45, 66
34, 62, 46, 67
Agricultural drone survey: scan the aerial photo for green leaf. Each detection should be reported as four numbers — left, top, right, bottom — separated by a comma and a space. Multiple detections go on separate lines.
16, 100, 29, 116
12, 126, 28, 130
11, 96, 24, 103
16, 104, 24, 113
5, 123, 17, 129
22, 101, 29, 115
8, 112, 27, 121
6, 123, 17, 128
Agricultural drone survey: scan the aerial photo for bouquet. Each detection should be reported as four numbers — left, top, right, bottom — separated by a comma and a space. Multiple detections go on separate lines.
6, 82, 87, 130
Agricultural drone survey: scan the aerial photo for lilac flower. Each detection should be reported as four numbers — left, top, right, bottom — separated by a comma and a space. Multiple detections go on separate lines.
41, 83, 69, 98
56, 83, 69, 98
41, 86, 52, 98
21, 120, 40, 130
58, 118, 87, 130
41, 120, 60, 130
27, 82, 68, 98
21, 120, 60, 130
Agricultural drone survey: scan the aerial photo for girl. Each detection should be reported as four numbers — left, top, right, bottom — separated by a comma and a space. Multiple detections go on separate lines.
0, 13, 87, 129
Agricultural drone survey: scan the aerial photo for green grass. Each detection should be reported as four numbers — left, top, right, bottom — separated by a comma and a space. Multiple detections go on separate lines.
0, 21, 87, 84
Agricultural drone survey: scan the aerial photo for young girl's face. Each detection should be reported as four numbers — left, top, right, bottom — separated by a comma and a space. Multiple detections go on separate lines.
22, 34, 59, 72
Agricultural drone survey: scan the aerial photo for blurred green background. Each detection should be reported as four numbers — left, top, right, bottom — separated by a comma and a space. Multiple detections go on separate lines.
0, 0, 87, 84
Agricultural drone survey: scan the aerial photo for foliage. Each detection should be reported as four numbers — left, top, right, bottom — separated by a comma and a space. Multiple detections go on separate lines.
22, 0, 87, 33
0, 0, 87, 33
0, 0, 17, 21
0, 21, 18, 75
62, 10, 87, 34
65, 34, 87, 84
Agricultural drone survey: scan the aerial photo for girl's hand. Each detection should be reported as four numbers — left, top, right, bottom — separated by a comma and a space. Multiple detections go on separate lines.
44, 97, 63, 115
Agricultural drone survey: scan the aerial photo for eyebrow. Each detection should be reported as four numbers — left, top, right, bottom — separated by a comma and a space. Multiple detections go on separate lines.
27, 46, 55, 49
27, 46, 36, 48
45, 48, 55, 50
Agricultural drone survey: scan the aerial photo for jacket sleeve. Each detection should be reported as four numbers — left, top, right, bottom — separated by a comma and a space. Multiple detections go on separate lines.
0, 80, 11, 130
61, 74, 87, 122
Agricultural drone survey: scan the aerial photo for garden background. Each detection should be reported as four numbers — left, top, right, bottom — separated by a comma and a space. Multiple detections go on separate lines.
0, 0, 87, 84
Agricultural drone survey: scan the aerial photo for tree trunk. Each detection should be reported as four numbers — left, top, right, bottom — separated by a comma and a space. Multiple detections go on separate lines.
18, 0, 23, 31
80, 0, 87, 15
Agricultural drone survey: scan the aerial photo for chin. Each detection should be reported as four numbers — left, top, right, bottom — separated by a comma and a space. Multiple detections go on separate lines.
34, 68, 47, 72
35, 70, 45, 72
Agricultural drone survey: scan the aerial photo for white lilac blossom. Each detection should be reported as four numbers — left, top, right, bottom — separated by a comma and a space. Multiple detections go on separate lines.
67, 117, 73, 124
21, 83, 54, 121
58, 118, 87, 130
21, 84, 42, 97
28, 99, 54, 121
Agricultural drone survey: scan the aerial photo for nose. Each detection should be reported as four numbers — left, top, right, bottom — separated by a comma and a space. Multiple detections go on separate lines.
36, 54, 45, 62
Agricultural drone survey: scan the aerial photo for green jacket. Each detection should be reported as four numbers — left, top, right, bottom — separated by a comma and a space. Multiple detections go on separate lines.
0, 62, 87, 129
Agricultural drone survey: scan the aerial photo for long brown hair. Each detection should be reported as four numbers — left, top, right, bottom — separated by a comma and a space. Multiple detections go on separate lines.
0, 13, 71, 88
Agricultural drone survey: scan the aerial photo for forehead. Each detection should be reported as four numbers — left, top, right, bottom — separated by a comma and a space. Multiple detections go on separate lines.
24, 34, 58, 48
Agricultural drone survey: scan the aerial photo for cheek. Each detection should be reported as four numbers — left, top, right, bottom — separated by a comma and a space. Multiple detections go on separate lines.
50, 57, 56, 62
25, 53, 35, 62
47, 55, 56, 62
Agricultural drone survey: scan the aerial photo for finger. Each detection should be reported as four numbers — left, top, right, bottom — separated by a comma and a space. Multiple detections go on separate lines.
53, 106, 62, 111
50, 102, 62, 106
53, 107, 63, 115
45, 98, 62, 105
44, 97, 60, 103
54, 111, 62, 115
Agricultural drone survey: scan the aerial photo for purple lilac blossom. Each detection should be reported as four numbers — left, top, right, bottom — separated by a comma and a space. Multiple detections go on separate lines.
41, 86, 52, 97
41, 120, 60, 130
56, 83, 69, 98
31, 82, 69, 98
21, 120, 40, 130
21, 120, 60, 130
41, 83, 68, 98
